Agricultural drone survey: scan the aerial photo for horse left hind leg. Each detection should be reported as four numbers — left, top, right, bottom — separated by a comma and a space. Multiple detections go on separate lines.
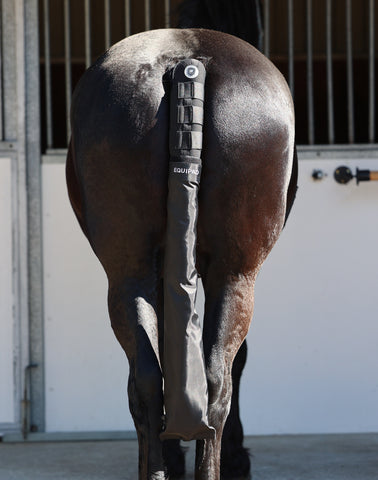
108, 276, 166, 479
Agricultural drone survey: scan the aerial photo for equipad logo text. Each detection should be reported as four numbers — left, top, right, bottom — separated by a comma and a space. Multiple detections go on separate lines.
173, 167, 199, 175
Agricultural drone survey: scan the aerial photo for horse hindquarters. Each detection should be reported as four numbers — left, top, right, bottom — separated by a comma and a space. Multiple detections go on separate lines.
67, 28, 295, 480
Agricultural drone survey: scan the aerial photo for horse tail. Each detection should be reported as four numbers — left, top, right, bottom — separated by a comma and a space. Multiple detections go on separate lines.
160, 59, 215, 441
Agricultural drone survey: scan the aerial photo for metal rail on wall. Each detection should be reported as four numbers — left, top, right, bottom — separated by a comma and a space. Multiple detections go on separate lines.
64, 0, 72, 144
345, 0, 354, 144
43, 0, 52, 149
40, 0, 377, 152
369, 0, 375, 144
326, 0, 335, 145
306, 0, 314, 145
0, 0, 3, 143
287, 0, 295, 97
0, 3, 3, 142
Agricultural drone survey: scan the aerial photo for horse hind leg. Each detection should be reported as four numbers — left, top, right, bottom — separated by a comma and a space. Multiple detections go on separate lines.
162, 439, 186, 478
221, 340, 251, 479
107, 271, 166, 479
195, 267, 256, 480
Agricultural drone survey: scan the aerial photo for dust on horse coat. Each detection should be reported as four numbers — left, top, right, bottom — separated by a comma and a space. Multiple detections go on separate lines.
66, 28, 296, 479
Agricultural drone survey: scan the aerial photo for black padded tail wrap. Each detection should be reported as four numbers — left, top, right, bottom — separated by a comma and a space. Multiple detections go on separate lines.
161, 59, 215, 441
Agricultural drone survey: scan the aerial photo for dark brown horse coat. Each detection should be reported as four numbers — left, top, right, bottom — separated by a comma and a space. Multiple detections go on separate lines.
67, 28, 296, 479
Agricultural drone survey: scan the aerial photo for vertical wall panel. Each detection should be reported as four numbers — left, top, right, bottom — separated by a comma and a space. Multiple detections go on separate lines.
0, 158, 14, 424
2, 0, 17, 140
25, 0, 44, 433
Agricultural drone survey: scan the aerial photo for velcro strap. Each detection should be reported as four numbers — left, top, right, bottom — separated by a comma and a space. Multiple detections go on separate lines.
177, 105, 204, 125
174, 131, 203, 150
177, 82, 205, 100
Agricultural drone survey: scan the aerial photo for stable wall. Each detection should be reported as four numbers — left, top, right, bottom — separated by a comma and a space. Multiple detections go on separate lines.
42, 156, 378, 435
0, 158, 14, 426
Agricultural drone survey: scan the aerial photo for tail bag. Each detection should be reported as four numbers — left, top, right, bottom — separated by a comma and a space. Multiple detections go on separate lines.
160, 59, 215, 441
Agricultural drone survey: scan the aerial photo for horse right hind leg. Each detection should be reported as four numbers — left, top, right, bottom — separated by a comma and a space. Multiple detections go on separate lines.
108, 277, 166, 479
221, 340, 250, 479
195, 268, 256, 480
162, 439, 186, 478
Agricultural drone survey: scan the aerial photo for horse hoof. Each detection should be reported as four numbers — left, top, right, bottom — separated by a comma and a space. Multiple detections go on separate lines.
221, 476, 251, 480
162, 440, 186, 478
220, 446, 251, 479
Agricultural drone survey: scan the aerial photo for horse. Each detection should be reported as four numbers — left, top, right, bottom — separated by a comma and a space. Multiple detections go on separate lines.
66, 20, 297, 480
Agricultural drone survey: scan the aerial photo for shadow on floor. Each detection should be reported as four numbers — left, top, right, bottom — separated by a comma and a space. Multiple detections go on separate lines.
0, 433, 377, 479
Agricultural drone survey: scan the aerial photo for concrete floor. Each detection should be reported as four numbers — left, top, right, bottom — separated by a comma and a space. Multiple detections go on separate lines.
0, 433, 377, 480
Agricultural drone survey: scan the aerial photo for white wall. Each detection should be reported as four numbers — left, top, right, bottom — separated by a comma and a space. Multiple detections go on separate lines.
242, 158, 378, 434
42, 158, 378, 435
0, 158, 15, 424
43, 165, 133, 432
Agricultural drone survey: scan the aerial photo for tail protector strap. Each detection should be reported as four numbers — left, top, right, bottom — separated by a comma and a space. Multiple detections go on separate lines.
161, 59, 215, 441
